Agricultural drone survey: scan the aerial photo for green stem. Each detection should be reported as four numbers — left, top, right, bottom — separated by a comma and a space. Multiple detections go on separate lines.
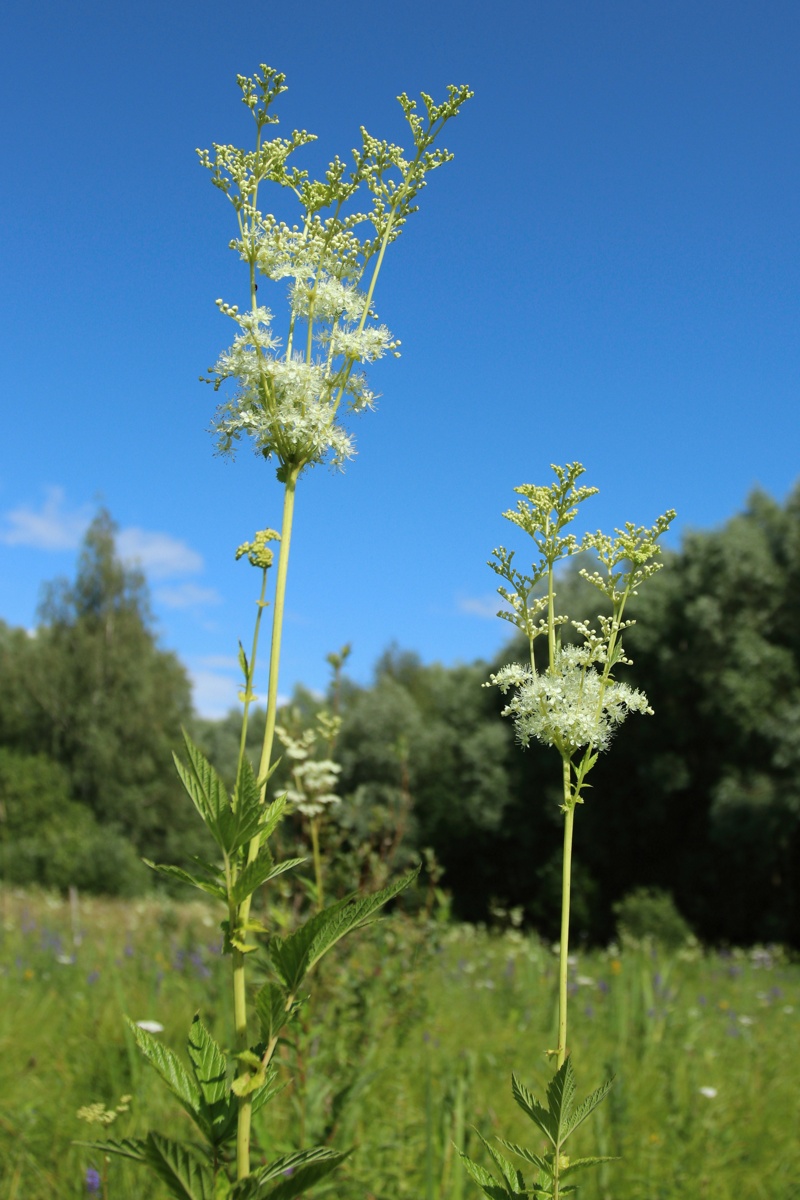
310, 816, 324, 911
233, 463, 301, 1182
557, 762, 575, 1070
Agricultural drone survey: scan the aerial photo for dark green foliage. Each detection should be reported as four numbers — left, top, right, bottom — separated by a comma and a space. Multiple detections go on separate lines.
613, 887, 693, 949
329, 484, 800, 946
0, 511, 208, 889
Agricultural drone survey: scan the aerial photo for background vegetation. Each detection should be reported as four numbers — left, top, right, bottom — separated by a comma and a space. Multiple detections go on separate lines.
0, 889, 797, 1199
1, 483, 799, 947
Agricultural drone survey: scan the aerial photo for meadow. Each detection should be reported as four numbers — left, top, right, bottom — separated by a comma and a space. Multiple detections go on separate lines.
1, 886, 798, 1199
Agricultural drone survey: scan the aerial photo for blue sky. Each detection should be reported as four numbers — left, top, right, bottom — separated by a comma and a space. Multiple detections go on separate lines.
2, 0, 799, 716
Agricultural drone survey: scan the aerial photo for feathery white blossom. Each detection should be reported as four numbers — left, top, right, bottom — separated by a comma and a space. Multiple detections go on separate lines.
490, 645, 652, 755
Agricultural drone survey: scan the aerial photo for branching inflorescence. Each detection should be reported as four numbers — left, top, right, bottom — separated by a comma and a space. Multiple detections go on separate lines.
198, 65, 472, 479
461, 464, 674, 1200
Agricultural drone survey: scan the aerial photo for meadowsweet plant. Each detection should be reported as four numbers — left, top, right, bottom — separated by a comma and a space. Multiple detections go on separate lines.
81, 65, 470, 1197
461, 463, 674, 1200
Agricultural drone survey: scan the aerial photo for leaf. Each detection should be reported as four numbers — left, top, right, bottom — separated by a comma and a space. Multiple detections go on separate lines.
232, 855, 306, 907
187, 1015, 235, 1145
545, 1057, 577, 1143
457, 1152, 514, 1200
269, 870, 418, 993
511, 1074, 558, 1148
143, 861, 227, 902
75, 1137, 147, 1163
250, 1064, 285, 1116
562, 1073, 614, 1140
560, 1156, 618, 1179
139, 1133, 216, 1200
128, 1018, 202, 1127
230, 1147, 347, 1200
175, 734, 230, 828
474, 1132, 526, 1195
255, 982, 290, 1044
498, 1139, 550, 1174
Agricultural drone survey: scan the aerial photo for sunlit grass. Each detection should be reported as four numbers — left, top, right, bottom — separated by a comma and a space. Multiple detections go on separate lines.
1, 888, 797, 1199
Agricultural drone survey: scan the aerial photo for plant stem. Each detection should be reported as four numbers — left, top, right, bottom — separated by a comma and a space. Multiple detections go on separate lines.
310, 816, 324, 911
233, 462, 301, 1181
557, 761, 575, 1070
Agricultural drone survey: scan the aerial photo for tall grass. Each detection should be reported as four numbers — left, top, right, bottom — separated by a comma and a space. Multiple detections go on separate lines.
0, 887, 797, 1199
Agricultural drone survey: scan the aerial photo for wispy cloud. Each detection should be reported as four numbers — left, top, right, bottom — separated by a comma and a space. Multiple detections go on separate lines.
190, 668, 241, 719
117, 528, 203, 580
1, 488, 207, 589
154, 582, 222, 609
457, 592, 507, 620
0, 487, 90, 550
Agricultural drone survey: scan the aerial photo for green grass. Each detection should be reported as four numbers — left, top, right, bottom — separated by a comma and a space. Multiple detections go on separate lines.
1, 887, 798, 1199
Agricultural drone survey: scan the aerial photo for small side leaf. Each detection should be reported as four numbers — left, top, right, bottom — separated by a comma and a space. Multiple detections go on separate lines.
457, 1153, 514, 1200
75, 1138, 147, 1163
187, 1015, 235, 1144
143, 862, 227, 902
127, 1018, 202, 1126
255, 982, 290, 1044
139, 1133, 215, 1200
231, 1147, 347, 1200
562, 1074, 614, 1140
269, 870, 418, 993
232, 855, 306, 907
511, 1074, 558, 1147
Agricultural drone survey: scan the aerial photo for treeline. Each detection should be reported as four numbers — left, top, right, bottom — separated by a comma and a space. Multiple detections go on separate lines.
1, 489, 799, 946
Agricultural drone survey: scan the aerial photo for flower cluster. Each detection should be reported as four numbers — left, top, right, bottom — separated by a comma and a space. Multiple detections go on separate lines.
490, 646, 652, 755
198, 65, 472, 478
276, 720, 342, 818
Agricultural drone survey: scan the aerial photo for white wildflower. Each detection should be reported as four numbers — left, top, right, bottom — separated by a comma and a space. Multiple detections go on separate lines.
490, 645, 652, 754
136, 1020, 164, 1034
698, 1086, 718, 1099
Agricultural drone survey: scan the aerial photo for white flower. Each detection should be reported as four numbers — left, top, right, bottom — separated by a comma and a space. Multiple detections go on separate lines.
136, 1020, 164, 1034
698, 1086, 718, 1099
490, 646, 652, 754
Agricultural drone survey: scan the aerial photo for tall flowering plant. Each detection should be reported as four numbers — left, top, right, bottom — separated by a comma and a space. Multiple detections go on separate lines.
81, 65, 470, 1198
461, 463, 674, 1200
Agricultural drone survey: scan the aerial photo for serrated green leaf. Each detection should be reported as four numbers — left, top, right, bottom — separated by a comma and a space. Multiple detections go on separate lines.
250, 1064, 284, 1116
498, 1139, 550, 1174
545, 1058, 576, 1142
562, 1074, 614, 1140
187, 1015, 235, 1144
139, 1133, 216, 1200
457, 1153, 513, 1200
511, 1074, 558, 1147
230, 1147, 347, 1200
143, 861, 227, 902
476, 1132, 526, 1194
560, 1156, 618, 1178
128, 1018, 202, 1126
269, 870, 418, 993
255, 982, 290, 1044
187, 855, 226, 881
259, 793, 288, 842
75, 1137, 147, 1163
232, 853, 305, 908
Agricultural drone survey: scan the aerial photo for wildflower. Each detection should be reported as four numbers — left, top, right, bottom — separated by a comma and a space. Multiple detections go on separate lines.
698, 1086, 718, 1099
85, 1167, 101, 1193
490, 646, 652, 755
135, 1020, 164, 1033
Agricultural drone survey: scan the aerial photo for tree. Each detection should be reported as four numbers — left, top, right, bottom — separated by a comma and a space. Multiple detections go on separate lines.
0, 510, 205, 874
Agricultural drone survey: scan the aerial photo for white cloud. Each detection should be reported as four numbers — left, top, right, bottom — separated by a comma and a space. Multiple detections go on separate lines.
118, 528, 203, 580
457, 592, 507, 620
190, 668, 241, 719
0, 486, 90, 550
154, 582, 222, 609
1, 488, 207, 589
